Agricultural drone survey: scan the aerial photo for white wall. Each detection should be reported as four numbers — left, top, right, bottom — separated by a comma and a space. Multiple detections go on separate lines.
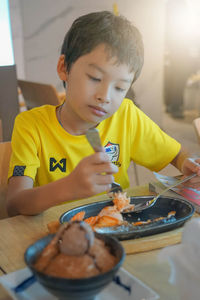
10, 0, 166, 125
122, 0, 166, 124
9, 0, 25, 78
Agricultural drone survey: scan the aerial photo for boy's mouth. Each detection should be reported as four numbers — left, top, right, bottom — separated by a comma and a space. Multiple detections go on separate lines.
88, 105, 107, 117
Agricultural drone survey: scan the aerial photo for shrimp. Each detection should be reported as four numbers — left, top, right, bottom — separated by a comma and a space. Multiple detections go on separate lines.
69, 192, 134, 228
70, 211, 85, 221
112, 192, 135, 212
84, 216, 99, 226
98, 206, 123, 221
95, 216, 122, 227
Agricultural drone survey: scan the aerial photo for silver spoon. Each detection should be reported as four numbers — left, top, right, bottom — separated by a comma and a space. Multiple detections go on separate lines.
85, 128, 122, 194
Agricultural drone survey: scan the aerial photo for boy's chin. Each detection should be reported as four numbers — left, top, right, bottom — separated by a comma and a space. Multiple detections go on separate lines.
84, 115, 107, 125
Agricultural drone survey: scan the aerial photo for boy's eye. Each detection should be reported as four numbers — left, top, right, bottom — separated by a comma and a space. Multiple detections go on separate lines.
115, 87, 126, 92
87, 74, 101, 82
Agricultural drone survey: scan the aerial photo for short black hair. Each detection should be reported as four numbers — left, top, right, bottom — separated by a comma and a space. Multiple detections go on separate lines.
61, 11, 144, 83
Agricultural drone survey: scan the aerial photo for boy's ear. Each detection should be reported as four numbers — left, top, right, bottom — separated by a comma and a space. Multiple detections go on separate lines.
57, 55, 68, 81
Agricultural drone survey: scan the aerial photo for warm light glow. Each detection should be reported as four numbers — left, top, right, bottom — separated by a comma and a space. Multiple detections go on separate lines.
0, 0, 14, 66
186, 0, 200, 37
172, 1, 199, 39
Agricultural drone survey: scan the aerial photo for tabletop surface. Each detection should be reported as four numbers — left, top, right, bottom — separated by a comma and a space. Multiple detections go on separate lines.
0, 185, 183, 299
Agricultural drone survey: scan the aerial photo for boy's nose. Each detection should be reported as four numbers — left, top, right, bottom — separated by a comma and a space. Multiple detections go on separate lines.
96, 85, 111, 103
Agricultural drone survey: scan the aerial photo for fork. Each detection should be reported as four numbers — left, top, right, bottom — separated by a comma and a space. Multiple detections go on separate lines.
85, 128, 122, 194
132, 172, 197, 212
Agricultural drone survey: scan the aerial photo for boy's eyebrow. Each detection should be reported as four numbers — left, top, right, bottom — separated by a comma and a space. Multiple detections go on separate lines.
88, 63, 132, 83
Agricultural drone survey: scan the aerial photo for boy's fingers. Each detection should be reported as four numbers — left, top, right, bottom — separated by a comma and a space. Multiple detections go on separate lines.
94, 184, 112, 194
187, 158, 200, 175
84, 152, 118, 173
96, 174, 114, 185
89, 152, 111, 163
92, 162, 118, 174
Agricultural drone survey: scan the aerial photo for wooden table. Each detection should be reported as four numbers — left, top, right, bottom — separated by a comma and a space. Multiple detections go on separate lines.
0, 185, 182, 299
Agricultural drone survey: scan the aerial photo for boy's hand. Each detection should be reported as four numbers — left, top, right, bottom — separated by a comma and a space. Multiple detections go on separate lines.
181, 157, 200, 189
171, 148, 200, 189
66, 152, 118, 199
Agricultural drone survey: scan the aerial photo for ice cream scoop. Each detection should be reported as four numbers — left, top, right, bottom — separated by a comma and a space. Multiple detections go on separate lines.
59, 221, 94, 256
34, 221, 118, 279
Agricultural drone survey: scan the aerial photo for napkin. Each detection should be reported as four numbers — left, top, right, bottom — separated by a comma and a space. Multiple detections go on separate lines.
0, 268, 54, 300
0, 267, 159, 300
158, 218, 200, 300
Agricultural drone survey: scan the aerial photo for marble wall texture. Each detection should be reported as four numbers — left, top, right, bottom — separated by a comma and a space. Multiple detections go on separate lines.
9, 0, 25, 79
9, 0, 166, 125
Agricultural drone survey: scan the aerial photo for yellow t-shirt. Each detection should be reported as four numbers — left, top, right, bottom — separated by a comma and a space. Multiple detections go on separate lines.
8, 98, 181, 189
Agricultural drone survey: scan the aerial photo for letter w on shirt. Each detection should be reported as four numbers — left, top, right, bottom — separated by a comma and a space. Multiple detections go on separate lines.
50, 158, 66, 172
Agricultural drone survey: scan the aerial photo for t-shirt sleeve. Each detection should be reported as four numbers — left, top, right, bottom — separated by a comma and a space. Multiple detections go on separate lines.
8, 112, 40, 181
129, 104, 181, 171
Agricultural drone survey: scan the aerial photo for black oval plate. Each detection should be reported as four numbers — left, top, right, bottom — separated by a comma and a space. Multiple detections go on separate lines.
60, 196, 194, 240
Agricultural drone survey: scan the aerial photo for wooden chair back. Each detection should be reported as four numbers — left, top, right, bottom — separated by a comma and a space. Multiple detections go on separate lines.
193, 118, 200, 144
0, 119, 3, 142
18, 79, 61, 110
0, 142, 12, 218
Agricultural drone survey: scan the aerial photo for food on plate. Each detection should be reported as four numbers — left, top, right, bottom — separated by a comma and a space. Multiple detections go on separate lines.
70, 211, 86, 221
94, 215, 122, 227
34, 221, 117, 279
131, 211, 176, 226
47, 220, 60, 233
46, 193, 177, 232
72, 192, 132, 228
67, 193, 176, 229
112, 192, 135, 212
83, 215, 99, 226
98, 205, 123, 221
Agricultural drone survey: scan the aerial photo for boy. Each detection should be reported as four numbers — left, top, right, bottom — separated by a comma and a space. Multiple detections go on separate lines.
7, 11, 200, 216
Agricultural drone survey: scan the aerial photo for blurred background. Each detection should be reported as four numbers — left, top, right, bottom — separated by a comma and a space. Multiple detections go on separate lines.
1, 0, 200, 185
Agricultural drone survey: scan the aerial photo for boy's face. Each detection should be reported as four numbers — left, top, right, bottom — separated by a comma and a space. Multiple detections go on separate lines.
58, 44, 134, 130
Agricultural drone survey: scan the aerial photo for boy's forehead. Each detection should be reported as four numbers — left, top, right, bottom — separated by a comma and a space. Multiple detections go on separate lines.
88, 62, 134, 83
88, 43, 120, 63
81, 44, 134, 79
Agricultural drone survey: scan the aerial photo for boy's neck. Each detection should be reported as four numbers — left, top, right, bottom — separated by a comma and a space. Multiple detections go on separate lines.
57, 103, 98, 135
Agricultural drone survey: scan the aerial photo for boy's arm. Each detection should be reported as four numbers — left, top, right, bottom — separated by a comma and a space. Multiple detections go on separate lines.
170, 147, 200, 188
170, 147, 190, 172
6, 152, 118, 216
6, 176, 74, 216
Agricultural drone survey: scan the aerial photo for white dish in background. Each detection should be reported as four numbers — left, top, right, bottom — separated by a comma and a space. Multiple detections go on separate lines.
0, 267, 159, 300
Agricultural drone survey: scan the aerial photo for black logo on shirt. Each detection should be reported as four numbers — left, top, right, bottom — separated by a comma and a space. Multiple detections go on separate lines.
13, 165, 26, 176
50, 158, 66, 172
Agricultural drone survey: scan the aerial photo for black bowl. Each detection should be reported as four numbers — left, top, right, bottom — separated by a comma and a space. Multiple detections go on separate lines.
24, 233, 125, 300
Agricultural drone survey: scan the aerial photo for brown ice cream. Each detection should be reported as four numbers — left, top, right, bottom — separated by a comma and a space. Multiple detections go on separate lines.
34, 221, 117, 279
59, 221, 94, 256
